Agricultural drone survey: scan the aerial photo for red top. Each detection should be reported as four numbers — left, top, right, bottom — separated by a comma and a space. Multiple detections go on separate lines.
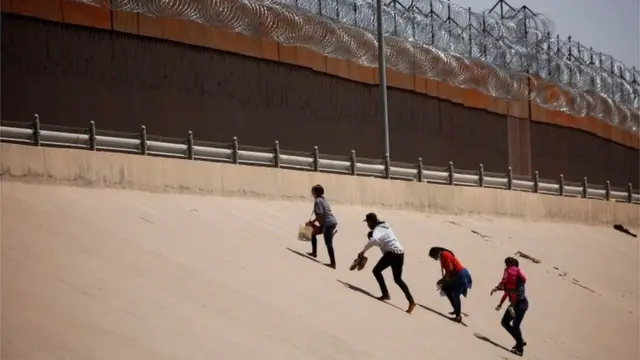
440, 251, 464, 277
498, 266, 527, 304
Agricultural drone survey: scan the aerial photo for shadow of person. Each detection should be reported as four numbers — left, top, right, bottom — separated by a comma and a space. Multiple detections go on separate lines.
336, 280, 405, 312
285, 247, 319, 263
473, 332, 513, 354
417, 304, 468, 327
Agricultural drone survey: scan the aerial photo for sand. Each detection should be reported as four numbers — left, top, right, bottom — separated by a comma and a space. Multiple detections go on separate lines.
2, 180, 638, 360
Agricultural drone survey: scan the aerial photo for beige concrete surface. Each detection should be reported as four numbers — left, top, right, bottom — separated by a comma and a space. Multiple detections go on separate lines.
1, 143, 639, 226
1, 181, 639, 360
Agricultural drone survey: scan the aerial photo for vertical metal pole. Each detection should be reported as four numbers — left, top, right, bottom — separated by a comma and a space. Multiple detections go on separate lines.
376, 0, 390, 159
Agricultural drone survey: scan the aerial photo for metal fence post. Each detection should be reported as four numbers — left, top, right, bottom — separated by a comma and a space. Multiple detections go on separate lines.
628, 183, 633, 203
232, 137, 239, 164
605, 181, 611, 201
273, 141, 280, 168
88, 121, 97, 151
507, 167, 513, 190
32, 114, 41, 147
384, 154, 391, 179
478, 164, 484, 187
140, 125, 147, 155
582, 177, 588, 198
350, 150, 357, 176
417, 157, 424, 182
559, 174, 565, 196
533, 171, 539, 193
312, 146, 319, 172
448, 161, 454, 185
187, 131, 194, 160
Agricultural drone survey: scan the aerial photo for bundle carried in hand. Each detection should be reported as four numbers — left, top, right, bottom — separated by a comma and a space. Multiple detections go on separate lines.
349, 254, 369, 271
297, 223, 313, 241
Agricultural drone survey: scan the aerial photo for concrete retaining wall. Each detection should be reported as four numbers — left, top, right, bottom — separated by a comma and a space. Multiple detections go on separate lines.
1, 143, 638, 227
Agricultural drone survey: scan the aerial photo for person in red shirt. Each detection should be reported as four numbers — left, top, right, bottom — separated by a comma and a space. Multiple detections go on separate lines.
428, 247, 472, 323
491, 257, 528, 356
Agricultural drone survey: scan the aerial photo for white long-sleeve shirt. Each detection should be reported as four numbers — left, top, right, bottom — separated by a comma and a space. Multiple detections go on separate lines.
361, 222, 404, 255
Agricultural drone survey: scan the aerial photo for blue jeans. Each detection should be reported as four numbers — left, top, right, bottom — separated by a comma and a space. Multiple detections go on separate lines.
311, 224, 336, 264
441, 268, 472, 317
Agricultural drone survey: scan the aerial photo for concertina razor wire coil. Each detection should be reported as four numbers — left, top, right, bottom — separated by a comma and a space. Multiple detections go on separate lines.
74, 0, 639, 132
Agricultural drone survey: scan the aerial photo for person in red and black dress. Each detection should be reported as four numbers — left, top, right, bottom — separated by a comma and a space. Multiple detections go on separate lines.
491, 256, 529, 356
428, 247, 473, 323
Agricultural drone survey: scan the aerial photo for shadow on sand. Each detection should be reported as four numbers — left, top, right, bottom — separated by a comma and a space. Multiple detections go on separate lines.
336, 280, 406, 313
473, 332, 513, 354
285, 247, 319, 263
286, 247, 335, 268
417, 304, 468, 327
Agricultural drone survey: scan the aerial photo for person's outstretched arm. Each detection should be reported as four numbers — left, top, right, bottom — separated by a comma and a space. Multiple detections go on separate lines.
359, 230, 379, 256
309, 199, 325, 225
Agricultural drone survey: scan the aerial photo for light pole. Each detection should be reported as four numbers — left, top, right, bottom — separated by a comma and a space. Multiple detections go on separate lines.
375, 0, 390, 158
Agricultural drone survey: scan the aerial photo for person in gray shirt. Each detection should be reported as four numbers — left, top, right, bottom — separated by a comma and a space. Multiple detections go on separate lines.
307, 184, 338, 269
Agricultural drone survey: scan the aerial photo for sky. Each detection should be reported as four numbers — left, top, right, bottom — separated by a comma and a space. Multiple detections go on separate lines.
452, 0, 640, 70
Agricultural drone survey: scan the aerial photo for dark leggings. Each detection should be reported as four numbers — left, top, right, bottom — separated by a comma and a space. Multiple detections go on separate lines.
311, 224, 336, 264
443, 287, 462, 317
372, 252, 414, 302
501, 298, 529, 347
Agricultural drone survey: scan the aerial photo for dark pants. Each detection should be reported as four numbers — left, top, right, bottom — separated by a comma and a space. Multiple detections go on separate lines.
443, 288, 462, 317
311, 224, 336, 264
372, 252, 414, 302
501, 298, 529, 347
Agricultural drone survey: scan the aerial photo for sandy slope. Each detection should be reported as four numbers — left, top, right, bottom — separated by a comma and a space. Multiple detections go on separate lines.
1, 181, 638, 360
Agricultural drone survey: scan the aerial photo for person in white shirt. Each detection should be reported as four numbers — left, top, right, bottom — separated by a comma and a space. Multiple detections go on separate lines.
358, 212, 416, 314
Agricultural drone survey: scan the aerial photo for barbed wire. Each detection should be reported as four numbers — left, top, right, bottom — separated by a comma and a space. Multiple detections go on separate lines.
76, 0, 640, 132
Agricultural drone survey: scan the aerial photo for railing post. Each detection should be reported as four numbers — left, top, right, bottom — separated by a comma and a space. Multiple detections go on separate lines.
350, 150, 357, 176
448, 161, 454, 185
140, 125, 147, 155
417, 157, 424, 183
582, 177, 588, 198
605, 181, 611, 201
507, 167, 513, 190
273, 141, 280, 168
312, 146, 319, 172
559, 174, 565, 196
187, 131, 194, 160
232, 137, 239, 164
88, 121, 97, 151
478, 164, 484, 187
32, 114, 41, 147
628, 183, 633, 203
533, 171, 539, 193
384, 154, 391, 179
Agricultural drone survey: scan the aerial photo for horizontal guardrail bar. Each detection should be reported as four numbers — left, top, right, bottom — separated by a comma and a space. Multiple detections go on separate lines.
1, 119, 638, 205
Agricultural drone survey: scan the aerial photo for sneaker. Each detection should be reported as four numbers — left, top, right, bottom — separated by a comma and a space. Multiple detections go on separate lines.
324, 263, 336, 269
306, 252, 317, 258
377, 294, 391, 301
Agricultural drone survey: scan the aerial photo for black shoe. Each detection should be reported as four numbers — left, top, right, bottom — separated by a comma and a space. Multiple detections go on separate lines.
511, 346, 524, 357
377, 294, 391, 301
512, 342, 527, 350
306, 252, 317, 258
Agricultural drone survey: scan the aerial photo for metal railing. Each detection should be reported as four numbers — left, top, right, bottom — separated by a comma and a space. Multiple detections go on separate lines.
1, 116, 638, 204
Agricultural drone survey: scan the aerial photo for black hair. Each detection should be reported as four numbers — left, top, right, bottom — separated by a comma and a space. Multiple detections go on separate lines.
311, 184, 325, 197
505, 256, 519, 267
428, 246, 454, 259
